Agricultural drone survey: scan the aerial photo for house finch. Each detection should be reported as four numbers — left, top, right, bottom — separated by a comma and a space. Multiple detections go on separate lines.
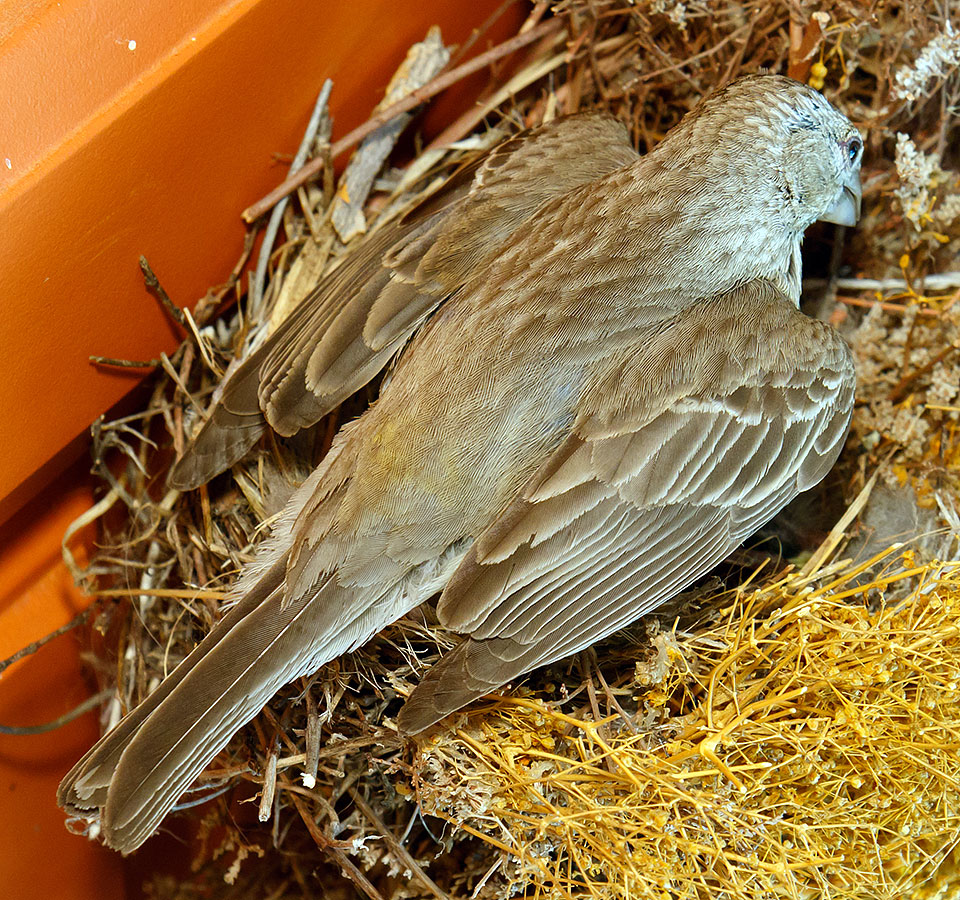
60, 74, 862, 853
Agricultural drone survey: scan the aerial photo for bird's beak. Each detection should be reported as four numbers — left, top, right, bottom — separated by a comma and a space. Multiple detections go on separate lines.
819, 170, 862, 226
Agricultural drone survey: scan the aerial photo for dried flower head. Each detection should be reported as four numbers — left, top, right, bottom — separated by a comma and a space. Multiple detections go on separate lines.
893, 133, 959, 233
892, 20, 960, 102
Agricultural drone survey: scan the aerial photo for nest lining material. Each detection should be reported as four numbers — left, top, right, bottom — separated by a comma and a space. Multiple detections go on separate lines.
59, 2, 960, 898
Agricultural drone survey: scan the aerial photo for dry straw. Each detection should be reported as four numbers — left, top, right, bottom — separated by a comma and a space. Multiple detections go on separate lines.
415, 551, 960, 899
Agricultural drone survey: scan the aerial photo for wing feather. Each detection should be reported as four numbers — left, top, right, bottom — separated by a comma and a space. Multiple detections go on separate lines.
171, 113, 638, 489
398, 281, 855, 733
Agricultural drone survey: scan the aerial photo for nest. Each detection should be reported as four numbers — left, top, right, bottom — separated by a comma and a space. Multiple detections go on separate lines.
58, 2, 960, 898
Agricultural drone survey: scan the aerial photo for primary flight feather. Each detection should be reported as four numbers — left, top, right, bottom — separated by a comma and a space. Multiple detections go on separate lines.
60, 74, 861, 853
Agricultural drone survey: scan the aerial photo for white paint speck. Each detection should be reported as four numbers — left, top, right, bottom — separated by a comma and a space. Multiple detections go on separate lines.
127, 39, 137, 51
3, 158, 11, 170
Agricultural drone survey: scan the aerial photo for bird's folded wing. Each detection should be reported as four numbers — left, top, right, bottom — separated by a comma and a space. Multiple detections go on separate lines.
169, 112, 638, 489
398, 281, 855, 732
167, 212, 451, 490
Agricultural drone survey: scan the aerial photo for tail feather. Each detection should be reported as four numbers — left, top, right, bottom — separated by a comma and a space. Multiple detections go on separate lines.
57, 556, 286, 817
58, 558, 382, 854
103, 577, 334, 846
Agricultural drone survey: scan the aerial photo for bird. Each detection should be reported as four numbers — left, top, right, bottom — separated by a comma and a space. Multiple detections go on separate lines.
59, 74, 862, 854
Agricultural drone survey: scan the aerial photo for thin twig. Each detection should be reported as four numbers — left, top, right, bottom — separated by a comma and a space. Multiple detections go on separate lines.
250, 80, 333, 321
888, 342, 960, 404
193, 227, 259, 325
290, 793, 384, 899
836, 273, 960, 292
89, 356, 161, 368
159, 352, 205, 416
303, 686, 321, 788
258, 738, 280, 822
241, 18, 565, 223
837, 295, 943, 317
447, 0, 527, 69
0, 688, 114, 735
350, 788, 452, 900
799, 470, 880, 578
326, 846, 386, 900
139, 256, 186, 328
637, 20, 753, 84
62, 485, 123, 583
0, 607, 94, 676
182, 307, 220, 375
425, 47, 567, 153
93, 587, 228, 599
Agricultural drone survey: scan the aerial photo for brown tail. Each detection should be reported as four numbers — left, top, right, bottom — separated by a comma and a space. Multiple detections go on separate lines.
58, 557, 373, 853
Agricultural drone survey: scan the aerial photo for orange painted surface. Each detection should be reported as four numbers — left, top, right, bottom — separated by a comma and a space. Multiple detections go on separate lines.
0, 460, 123, 900
0, 1, 522, 895
0, 0, 519, 519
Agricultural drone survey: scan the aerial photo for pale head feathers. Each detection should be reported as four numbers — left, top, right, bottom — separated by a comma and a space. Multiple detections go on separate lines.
660, 74, 863, 234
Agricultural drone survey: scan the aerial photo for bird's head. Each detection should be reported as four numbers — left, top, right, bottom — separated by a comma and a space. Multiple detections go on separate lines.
665, 74, 863, 234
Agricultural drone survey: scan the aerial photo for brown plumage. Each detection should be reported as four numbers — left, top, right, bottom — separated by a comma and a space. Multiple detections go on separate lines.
60, 75, 862, 853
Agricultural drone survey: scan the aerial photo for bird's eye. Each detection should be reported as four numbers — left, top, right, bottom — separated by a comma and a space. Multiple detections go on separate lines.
847, 137, 862, 163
